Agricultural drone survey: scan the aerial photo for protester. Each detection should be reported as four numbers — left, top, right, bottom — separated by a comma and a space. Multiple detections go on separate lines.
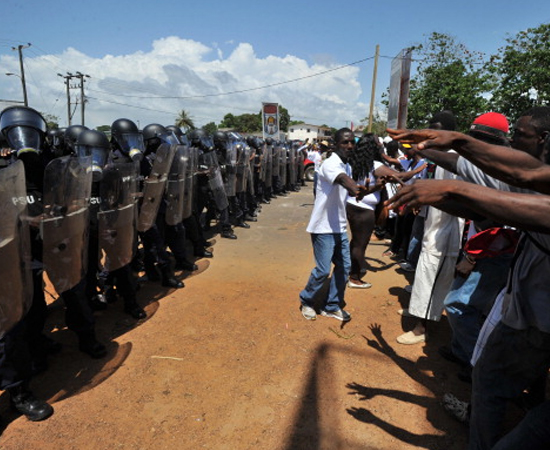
299, 128, 368, 322
346, 133, 403, 288
387, 106, 550, 450
396, 111, 464, 345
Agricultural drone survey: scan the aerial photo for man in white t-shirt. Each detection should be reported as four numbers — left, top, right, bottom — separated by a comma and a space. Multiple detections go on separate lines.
299, 129, 368, 322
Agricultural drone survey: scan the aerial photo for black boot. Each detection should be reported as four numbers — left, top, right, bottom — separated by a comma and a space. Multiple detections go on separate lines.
194, 248, 213, 258
9, 384, 54, 421
159, 264, 184, 288
174, 259, 198, 272
221, 229, 237, 239
124, 299, 146, 320
78, 332, 107, 359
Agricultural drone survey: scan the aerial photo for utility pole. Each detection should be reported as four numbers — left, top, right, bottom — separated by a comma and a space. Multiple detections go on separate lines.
368, 44, 380, 133
75, 72, 90, 126
58, 73, 73, 126
11, 43, 31, 106
57, 72, 90, 126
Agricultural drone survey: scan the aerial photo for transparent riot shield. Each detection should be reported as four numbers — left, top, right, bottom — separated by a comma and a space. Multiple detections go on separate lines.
165, 145, 188, 226
224, 143, 238, 197
241, 146, 251, 194
203, 151, 229, 211
271, 145, 280, 178
297, 146, 305, 183
235, 144, 247, 194
264, 145, 273, 188
0, 161, 33, 339
257, 145, 266, 183
42, 155, 92, 295
98, 162, 138, 272
137, 143, 176, 232
279, 145, 288, 186
246, 159, 255, 196
289, 146, 297, 186
182, 146, 197, 220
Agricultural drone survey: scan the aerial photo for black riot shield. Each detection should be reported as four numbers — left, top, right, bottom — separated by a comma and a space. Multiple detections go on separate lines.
224, 143, 238, 197
42, 155, 92, 295
165, 145, 189, 226
0, 161, 33, 339
203, 151, 229, 210
137, 143, 176, 232
98, 162, 138, 272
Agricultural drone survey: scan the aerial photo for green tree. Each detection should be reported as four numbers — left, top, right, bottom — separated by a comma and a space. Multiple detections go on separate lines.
219, 113, 236, 129
289, 120, 305, 126
202, 122, 218, 135
278, 105, 290, 132
407, 32, 492, 132
219, 105, 291, 133
360, 112, 387, 136
42, 113, 60, 129
96, 125, 111, 133
488, 23, 550, 121
219, 112, 261, 132
175, 109, 195, 131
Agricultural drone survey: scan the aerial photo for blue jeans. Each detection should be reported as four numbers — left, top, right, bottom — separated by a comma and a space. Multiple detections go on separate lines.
444, 254, 513, 364
492, 400, 550, 449
405, 215, 424, 267
300, 233, 351, 312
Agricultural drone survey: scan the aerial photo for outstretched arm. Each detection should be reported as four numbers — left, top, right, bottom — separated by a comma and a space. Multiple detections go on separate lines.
387, 179, 550, 233
335, 173, 369, 198
387, 128, 550, 194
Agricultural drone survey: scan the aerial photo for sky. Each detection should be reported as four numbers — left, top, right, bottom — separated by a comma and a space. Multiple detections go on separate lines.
1, 0, 549, 130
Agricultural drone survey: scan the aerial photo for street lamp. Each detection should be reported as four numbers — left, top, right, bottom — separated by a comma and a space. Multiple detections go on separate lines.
5, 72, 28, 106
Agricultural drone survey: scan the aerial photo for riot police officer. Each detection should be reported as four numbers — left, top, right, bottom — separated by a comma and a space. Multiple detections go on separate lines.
212, 131, 237, 239
139, 123, 184, 288
77, 128, 146, 320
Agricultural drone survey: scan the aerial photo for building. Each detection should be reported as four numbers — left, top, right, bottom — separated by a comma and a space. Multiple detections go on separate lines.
287, 123, 331, 142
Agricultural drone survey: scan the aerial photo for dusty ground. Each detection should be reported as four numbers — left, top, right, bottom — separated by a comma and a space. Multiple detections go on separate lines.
0, 185, 481, 449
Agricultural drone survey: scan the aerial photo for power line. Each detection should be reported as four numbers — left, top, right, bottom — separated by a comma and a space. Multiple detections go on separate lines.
89, 56, 375, 100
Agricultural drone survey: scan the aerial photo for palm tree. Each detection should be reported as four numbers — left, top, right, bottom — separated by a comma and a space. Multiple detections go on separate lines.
175, 109, 195, 131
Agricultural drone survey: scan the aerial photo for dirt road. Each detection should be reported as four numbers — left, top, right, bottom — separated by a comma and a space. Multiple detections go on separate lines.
0, 185, 471, 449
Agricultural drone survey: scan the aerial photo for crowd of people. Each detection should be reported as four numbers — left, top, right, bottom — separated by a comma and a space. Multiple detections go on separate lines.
2, 101, 549, 449
299, 107, 550, 450
0, 106, 307, 423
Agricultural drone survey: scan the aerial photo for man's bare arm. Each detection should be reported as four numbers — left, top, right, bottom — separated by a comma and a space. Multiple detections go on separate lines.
387, 128, 550, 194
387, 179, 550, 233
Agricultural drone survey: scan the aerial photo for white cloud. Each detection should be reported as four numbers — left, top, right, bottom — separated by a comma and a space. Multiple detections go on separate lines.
0, 36, 369, 129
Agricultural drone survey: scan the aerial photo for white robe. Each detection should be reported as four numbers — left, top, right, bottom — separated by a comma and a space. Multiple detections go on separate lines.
408, 165, 465, 321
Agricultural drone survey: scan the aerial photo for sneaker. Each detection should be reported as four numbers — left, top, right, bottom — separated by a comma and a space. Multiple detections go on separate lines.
301, 305, 317, 321
348, 280, 372, 289
320, 308, 351, 322
442, 393, 470, 424
399, 261, 416, 272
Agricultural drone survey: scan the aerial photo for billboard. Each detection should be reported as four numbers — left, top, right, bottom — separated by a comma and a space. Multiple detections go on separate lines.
262, 103, 279, 139
387, 49, 412, 129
